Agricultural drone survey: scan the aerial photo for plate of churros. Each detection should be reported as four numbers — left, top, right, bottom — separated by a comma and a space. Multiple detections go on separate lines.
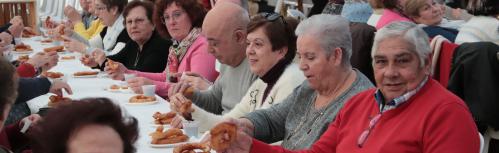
149, 126, 192, 148
127, 95, 158, 105
72, 71, 99, 78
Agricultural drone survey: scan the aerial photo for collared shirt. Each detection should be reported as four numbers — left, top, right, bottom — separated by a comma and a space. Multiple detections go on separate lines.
81, 12, 96, 29
374, 76, 429, 112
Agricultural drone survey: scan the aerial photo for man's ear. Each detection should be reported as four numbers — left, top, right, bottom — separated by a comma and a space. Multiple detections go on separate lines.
234, 29, 246, 44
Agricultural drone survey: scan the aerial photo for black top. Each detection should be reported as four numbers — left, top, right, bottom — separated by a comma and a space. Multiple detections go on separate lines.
7, 78, 51, 125
99, 27, 132, 52
260, 59, 289, 103
106, 31, 172, 73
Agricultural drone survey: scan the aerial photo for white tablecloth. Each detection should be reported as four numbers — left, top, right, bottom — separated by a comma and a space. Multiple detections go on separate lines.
17, 37, 183, 152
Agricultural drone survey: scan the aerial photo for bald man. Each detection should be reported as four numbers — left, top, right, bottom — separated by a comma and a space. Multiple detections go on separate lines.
171, 2, 257, 115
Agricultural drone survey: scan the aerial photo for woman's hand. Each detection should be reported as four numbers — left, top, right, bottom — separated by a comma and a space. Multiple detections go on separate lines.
211, 118, 253, 153
49, 80, 73, 96
63, 36, 87, 53
127, 77, 154, 94
80, 54, 98, 67
105, 61, 127, 80
64, 6, 82, 23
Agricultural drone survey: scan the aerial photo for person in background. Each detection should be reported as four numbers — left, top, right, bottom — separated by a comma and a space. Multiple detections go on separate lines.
366, 0, 384, 27
404, 0, 460, 42
64, 0, 130, 64
0, 57, 47, 153
169, 13, 304, 132
375, 0, 412, 29
168, 2, 258, 115
106, 0, 217, 96
455, 0, 498, 45
31, 98, 138, 153
64, 0, 106, 40
210, 14, 374, 150
90, 0, 172, 73
218, 21, 479, 153
340, 0, 373, 23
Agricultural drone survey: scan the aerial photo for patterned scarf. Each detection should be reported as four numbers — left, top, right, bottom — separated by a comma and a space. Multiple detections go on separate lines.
166, 28, 201, 82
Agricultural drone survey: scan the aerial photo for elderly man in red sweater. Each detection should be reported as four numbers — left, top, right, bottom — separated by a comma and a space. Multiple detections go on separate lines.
215, 19, 480, 153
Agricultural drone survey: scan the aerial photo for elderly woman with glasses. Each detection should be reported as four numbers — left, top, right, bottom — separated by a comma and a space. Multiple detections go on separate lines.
68, 0, 171, 73
98, 0, 173, 73
168, 12, 305, 132
107, 0, 218, 96
217, 21, 479, 153
209, 14, 374, 150
64, 0, 130, 60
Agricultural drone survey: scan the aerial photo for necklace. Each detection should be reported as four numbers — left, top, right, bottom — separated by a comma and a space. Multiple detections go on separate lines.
133, 46, 141, 67
285, 70, 354, 148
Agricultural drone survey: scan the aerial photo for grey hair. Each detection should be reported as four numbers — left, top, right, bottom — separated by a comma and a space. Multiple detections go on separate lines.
371, 21, 431, 68
295, 14, 352, 65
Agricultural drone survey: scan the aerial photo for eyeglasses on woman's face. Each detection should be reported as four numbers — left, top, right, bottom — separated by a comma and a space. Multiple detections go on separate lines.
161, 10, 185, 24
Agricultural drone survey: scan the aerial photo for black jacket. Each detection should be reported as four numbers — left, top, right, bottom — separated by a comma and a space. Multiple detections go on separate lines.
106, 31, 171, 73
447, 42, 499, 132
6, 78, 51, 125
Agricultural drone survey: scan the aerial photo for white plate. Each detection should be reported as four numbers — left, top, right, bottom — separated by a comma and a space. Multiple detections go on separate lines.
60, 56, 76, 61
11, 50, 33, 54
150, 121, 172, 128
149, 140, 190, 148
104, 88, 121, 92
126, 100, 158, 105
73, 74, 98, 78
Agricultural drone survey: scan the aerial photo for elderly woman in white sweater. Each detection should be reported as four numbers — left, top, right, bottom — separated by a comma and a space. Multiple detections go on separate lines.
169, 12, 305, 132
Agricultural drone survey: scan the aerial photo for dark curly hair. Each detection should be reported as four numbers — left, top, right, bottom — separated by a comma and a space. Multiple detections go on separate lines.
0, 57, 17, 120
153, 0, 207, 39
462, 0, 498, 16
99, 0, 128, 13
30, 98, 139, 153
123, 0, 155, 23
248, 14, 299, 66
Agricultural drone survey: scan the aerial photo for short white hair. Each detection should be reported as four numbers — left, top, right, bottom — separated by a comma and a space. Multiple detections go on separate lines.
372, 21, 431, 68
295, 14, 352, 65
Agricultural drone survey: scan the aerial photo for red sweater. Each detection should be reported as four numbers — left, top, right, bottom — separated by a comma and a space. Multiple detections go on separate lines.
16, 63, 36, 78
251, 79, 479, 153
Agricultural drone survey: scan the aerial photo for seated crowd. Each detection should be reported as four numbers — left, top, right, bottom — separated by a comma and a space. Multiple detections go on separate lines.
0, 0, 497, 152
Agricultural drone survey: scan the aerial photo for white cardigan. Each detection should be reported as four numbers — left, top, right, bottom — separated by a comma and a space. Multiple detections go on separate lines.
191, 64, 305, 132
455, 16, 499, 45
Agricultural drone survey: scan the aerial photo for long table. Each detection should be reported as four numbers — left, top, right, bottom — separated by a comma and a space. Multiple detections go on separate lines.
17, 37, 183, 152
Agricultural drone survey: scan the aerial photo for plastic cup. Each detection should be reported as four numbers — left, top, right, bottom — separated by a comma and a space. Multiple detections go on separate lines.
182, 120, 199, 138
124, 74, 136, 81
142, 85, 156, 96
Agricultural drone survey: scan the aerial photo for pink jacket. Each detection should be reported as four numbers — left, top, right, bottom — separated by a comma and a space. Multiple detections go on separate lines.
126, 35, 218, 97
376, 9, 412, 30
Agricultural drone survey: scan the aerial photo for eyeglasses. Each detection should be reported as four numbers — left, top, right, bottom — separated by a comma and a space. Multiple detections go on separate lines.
259, 12, 287, 25
125, 18, 147, 26
357, 113, 382, 148
161, 11, 185, 24
94, 5, 107, 12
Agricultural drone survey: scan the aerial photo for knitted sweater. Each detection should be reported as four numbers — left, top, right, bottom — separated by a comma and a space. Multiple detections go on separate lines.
250, 79, 479, 153
192, 64, 305, 132
246, 70, 374, 149
191, 58, 258, 115
455, 16, 499, 45
127, 35, 218, 97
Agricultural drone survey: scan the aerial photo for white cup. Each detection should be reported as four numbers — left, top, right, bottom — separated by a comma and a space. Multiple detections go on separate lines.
124, 74, 136, 81
142, 85, 156, 96
52, 40, 62, 46
182, 120, 199, 138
